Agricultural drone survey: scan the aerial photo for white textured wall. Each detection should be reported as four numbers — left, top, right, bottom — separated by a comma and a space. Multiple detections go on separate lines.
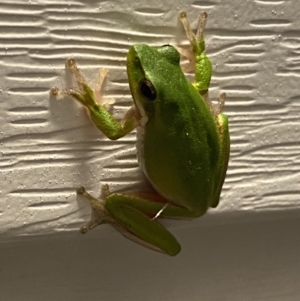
0, 0, 299, 300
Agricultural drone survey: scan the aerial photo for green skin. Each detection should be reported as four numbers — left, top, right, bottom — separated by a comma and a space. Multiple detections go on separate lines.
53, 12, 230, 256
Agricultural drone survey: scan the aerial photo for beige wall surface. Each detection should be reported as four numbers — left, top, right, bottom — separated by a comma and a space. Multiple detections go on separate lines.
0, 0, 299, 300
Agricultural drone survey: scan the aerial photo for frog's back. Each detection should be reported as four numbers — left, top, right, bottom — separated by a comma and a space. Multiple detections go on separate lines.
140, 77, 220, 214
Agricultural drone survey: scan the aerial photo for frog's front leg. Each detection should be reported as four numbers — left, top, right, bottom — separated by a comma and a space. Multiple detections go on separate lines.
76, 186, 205, 256
50, 58, 139, 140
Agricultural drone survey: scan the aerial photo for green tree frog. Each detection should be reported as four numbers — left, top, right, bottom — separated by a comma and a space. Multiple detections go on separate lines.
51, 12, 230, 256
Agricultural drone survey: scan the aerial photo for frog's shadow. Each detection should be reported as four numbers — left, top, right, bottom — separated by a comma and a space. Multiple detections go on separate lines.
49, 95, 149, 200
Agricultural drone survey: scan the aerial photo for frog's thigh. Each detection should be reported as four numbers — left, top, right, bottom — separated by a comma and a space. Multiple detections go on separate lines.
105, 192, 203, 219
105, 192, 182, 256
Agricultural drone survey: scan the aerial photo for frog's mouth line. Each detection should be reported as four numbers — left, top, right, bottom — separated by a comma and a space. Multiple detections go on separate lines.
133, 94, 148, 127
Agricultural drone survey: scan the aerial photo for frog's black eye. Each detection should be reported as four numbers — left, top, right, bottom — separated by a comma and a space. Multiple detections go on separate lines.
139, 80, 156, 101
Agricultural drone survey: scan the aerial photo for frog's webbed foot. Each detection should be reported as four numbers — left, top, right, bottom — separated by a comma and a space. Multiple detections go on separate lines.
179, 12, 212, 97
178, 11, 208, 72
76, 185, 115, 234
202, 92, 227, 117
50, 58, 89, 98
50, 58, 113, 107
179, 12, 226, 116
179, 11, 208, 46
216, 92, 226, 115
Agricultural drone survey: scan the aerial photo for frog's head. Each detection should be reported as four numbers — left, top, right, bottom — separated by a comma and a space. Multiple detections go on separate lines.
126, 44, 181, 126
